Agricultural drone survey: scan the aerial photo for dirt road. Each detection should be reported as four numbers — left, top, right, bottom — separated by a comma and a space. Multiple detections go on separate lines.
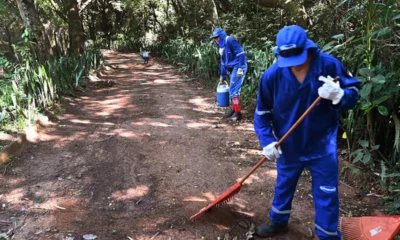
0, 51, 374, 240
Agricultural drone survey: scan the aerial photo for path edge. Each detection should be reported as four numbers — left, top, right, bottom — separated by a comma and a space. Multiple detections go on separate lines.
0, 116, 49, 164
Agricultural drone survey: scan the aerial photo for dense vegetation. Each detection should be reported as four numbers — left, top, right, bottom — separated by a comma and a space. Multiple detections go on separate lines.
0, 0, 399, 213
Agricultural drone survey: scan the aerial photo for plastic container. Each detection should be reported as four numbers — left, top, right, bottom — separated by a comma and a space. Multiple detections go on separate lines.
216, 82, 230, 107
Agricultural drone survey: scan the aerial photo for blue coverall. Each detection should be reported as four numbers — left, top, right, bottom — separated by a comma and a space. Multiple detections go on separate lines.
215, 29, 248, 98
254, 47, 360, 239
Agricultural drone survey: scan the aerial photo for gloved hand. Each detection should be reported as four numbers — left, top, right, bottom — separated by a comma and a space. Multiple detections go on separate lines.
219, 77, 225, 84
262, 141, 282, 161
318, 75, 344, 105
236, 68, 244, 78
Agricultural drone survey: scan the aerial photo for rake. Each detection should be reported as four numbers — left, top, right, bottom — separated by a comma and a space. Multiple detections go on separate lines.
339, 215, 400, 240
190, 76, 341, 220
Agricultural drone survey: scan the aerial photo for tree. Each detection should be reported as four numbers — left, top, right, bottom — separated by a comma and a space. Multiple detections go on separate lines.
14, 0, 52, 60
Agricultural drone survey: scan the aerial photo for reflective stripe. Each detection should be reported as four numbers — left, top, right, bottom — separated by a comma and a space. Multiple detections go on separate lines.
346, 86, 360, 94
255, 110, 271, 116
315, 224, 338, 236
236, 51, 245, 56
272, 206, 291, 214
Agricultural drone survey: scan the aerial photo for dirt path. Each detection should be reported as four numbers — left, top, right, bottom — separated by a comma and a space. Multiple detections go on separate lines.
0, 51, 379, 240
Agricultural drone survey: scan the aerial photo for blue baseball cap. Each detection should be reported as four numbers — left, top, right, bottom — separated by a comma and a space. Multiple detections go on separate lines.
211, 28, 224, 39
274, 25, 318, 68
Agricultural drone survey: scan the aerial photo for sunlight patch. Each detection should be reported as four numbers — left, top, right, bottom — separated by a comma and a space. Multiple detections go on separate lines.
3, 188, 24, 204
70, 119, 91, 124
265, 169, 278, 178
182, 196, 208, 202
215, 224, 230, 230
40, 197, 80, 210
132, 121, 172, 127
111, 185, 149, 201
186, 122, 211, 129
166, 115, 184, 119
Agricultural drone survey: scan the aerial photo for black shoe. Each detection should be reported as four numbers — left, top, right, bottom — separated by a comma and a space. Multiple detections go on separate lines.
228, 112, 241, 121
255, 222, 289, 238
223, 109, 235, 119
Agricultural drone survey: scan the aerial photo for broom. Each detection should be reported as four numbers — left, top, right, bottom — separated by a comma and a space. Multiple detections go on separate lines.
190, 76, 341, 220
339, 215, 400, 240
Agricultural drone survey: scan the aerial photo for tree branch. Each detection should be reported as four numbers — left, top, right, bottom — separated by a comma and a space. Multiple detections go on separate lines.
79, 0, 94, 14
48, 0, 69, 23
252, 0, 308, 27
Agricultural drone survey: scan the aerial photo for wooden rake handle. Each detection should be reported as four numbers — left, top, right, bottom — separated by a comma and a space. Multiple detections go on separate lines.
239, 76, 340, 184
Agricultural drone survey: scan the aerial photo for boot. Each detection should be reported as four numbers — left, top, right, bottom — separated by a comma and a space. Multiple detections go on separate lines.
255, 222, 289, 238
228, 96, 241, 121
227, 112, 241, 121
223, 108, 235, 119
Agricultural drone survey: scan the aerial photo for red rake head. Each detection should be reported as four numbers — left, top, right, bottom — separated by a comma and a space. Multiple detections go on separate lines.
340, 216, 400, 240
190, 182, 242, 220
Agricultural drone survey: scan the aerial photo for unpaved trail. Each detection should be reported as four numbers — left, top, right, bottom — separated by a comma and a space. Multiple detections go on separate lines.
0, 51, 375, 240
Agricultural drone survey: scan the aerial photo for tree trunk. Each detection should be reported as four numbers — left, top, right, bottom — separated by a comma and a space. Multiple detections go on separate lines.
253, 0, 309, 27
215, 0, 232, 13
208, 0, 219, 25
66, 0, 85, 55
5, 24, 17, 61
14, 0, 52, 61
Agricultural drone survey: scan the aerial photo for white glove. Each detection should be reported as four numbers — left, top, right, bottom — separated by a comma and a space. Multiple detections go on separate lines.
318, 75, 344, 105
262, 142, 282, 161
236, 68, 244, 78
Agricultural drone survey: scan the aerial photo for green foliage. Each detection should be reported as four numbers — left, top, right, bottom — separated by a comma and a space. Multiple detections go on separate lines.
148, 0, 400, 214
0, 31, 103, 132
321, 0, 400, 213
151, 38, 276, 110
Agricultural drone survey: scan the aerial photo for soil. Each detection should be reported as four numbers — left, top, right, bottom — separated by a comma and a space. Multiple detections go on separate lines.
0, 50, 383, 240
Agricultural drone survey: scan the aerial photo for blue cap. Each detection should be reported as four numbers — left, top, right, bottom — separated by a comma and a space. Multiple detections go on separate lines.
211, 28, 224, 38
274, 25, 317, 68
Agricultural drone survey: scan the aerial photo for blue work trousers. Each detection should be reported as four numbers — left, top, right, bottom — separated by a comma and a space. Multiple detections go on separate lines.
269, 154, 342, 240
228, 66, 247, 98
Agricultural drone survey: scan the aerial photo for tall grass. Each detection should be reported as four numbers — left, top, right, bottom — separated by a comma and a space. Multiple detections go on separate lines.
0, 48, 103, 131
151, 38, 276, 109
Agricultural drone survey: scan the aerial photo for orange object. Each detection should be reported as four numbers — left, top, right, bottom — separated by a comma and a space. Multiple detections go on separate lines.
339, 216, 400, 240
189, 77, 340, 220
149, 56, 153, 62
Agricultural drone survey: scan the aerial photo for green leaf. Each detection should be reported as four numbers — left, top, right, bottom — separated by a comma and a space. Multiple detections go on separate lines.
371, 74, 385, 84
353, 152, 364, 163
377, 27, 391, 37
361, 101, 372, 110
360, 83, 372, 99
393, 14, 400, 21
359, 140, 369, 148
351, 149, 363, 156
378, 105, 389, 116
362, 152, 371, 164
372, 95, 390, 105
342, 132, 347, 139
336, 0, 350, 8
332, 34, 344, 40
358, 68, 372, 78
371, 145, 380, 150
385, 173, 400, 178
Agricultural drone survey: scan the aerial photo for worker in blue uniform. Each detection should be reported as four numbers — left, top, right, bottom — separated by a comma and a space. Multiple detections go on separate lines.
254, 25, 361, 239
211, 28, 248, 121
